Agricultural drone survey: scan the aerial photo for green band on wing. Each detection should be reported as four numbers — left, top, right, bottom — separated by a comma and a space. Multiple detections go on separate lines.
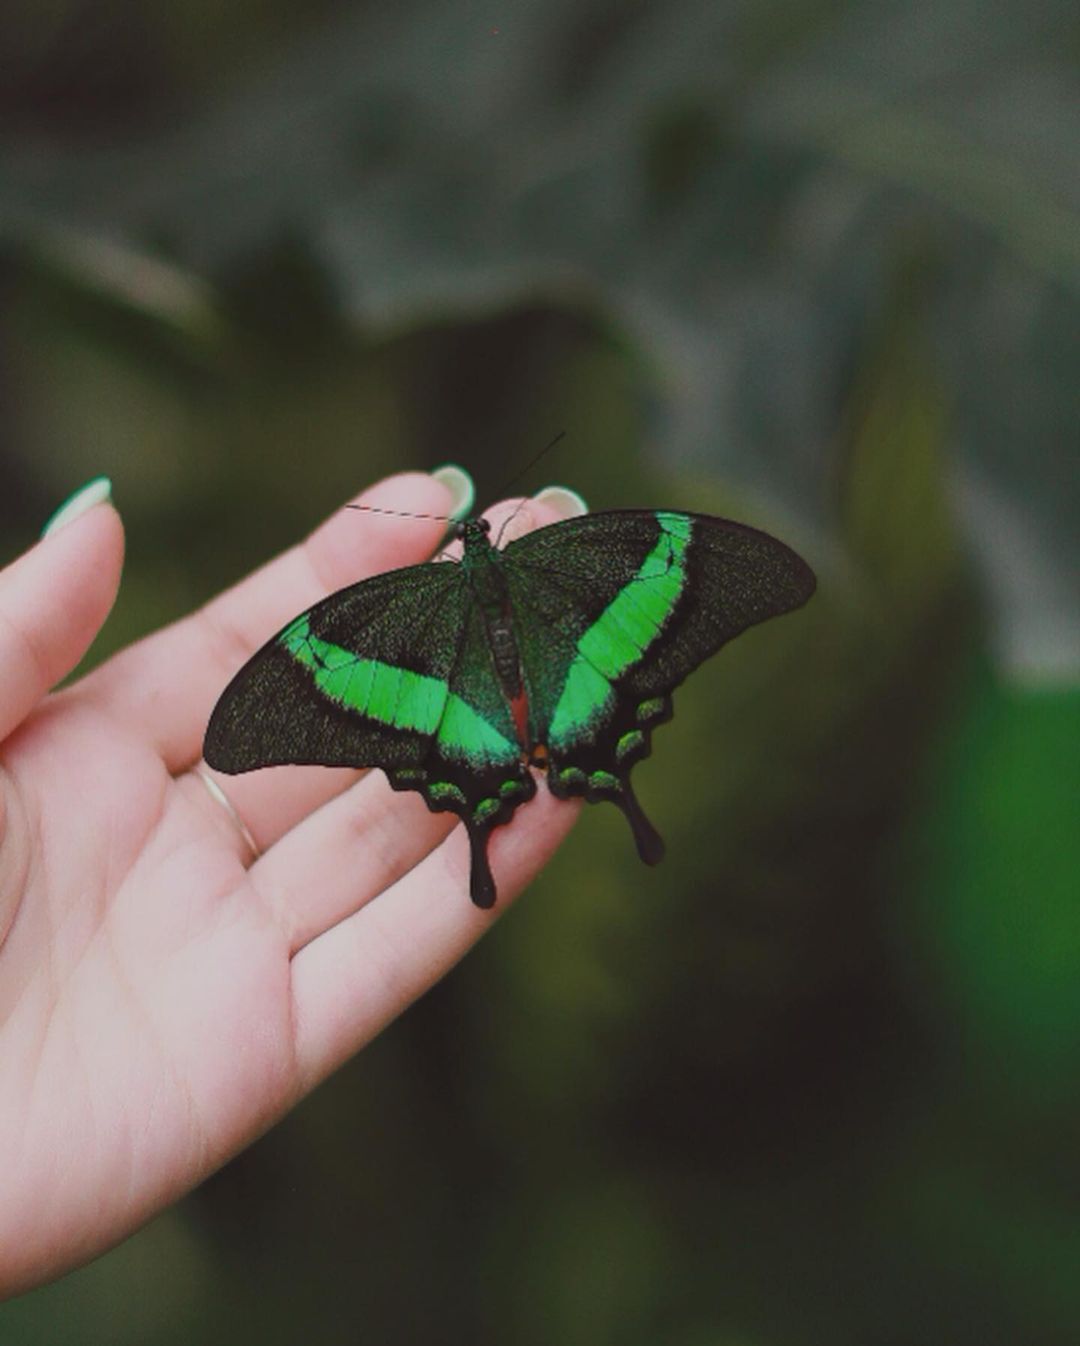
434, 691, 516, 760
281, 616, 515, 762
550, 513, 691, 746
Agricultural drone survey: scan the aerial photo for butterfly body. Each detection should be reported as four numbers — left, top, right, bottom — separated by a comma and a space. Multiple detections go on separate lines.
458, 518, 526, 710
204, 508, 815, 907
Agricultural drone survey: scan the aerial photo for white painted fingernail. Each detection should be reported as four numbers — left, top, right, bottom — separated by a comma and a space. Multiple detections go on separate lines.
41, 476, 113, 538
430, 464, 475, 521
532, 485, 588, 519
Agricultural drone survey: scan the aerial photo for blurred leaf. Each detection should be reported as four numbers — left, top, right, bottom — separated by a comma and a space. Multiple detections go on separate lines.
10, 227, 224, 366
913, 669, 1080, 1095
838, 247, 959, 639
827, 111, 1080, 289
1, 0, 1076, 673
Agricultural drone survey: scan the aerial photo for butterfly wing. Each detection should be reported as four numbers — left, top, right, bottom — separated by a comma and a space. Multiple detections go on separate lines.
203, 559, 533, 907
502, 509, 815, 861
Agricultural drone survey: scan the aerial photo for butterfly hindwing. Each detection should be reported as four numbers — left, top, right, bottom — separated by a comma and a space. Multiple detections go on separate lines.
502, 510, 816, 860
406, 598, 534, 907
203, 559, 532, 906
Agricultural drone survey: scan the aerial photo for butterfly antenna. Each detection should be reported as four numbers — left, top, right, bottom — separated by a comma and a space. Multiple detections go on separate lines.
346, 504, 453, 522
349, 430, 565, 542
492, 429, 566, 499
494, 499, 528, 548
491, 430, 568, 547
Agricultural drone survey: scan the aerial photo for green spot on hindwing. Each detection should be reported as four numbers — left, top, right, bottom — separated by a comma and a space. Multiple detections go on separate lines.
589, 770, 620, 792
428, 780, 467, 805
616, 729, 645, 762
558, 766, 587, 788
636, 697, 666, 723
474, 797, 502, 822
499, 778, 526, 798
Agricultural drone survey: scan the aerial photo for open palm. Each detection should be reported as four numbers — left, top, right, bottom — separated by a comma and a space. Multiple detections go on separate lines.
0, 473, 574, 1298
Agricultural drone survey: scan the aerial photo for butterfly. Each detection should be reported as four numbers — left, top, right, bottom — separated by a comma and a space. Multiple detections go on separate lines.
203, 507, 815, 907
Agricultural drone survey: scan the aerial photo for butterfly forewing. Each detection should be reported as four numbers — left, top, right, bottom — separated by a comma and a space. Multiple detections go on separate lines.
617, 511, 817, 698
204, 560, 465, 772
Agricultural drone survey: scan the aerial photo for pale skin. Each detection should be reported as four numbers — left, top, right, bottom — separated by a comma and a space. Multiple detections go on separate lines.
0, 473, 578, 1299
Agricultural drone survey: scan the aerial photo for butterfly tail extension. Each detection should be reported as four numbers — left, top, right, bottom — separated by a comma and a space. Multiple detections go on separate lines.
616, 777, 665, 866
387, 759, 537, 907
548, 758, 665, 866
457, 768, 537, 907
466, 823, 498, 908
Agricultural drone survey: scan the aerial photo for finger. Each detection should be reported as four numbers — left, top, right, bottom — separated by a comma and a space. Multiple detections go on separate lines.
0, 499, 123, 744
252, 767, 457, 953
288, 785, 579, 1090
237, 493, 568, 898
77, 472, 454, 776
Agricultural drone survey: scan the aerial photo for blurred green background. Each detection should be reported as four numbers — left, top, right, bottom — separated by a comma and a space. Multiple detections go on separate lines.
1, 1, 1077, 1342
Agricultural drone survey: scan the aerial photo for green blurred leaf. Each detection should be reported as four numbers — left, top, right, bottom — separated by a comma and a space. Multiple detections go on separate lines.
839, 250, 959, 638
914, 669, 1080, 1093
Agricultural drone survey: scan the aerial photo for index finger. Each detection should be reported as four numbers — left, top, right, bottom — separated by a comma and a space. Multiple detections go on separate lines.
76, 472, 455, 772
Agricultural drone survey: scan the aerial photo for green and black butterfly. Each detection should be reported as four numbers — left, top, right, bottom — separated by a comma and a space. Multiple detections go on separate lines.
203, 507, 815, 907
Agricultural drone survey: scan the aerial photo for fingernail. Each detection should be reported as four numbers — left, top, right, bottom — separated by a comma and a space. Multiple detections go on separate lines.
41, 476, 113, 538
430, 464, 475, 521
532, 484, 588, 519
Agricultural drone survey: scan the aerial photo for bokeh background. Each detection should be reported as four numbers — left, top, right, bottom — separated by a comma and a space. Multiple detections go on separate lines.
2, 1, 1077, 1342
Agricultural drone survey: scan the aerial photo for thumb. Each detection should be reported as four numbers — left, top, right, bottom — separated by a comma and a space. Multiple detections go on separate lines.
0, 479, 124, 744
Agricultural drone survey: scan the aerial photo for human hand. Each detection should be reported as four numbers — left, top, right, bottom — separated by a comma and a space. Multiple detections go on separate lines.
0, 472, 577, 1298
